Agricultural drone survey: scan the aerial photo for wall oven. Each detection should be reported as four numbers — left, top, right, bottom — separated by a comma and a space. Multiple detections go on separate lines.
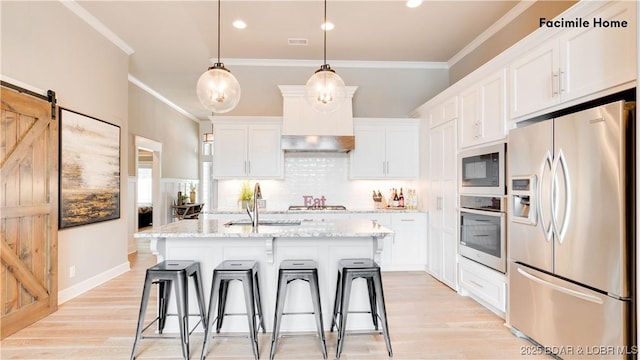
459, 143, 506, 195
459, 195, 506, 273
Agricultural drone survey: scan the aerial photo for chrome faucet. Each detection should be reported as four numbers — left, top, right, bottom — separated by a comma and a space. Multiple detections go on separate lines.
246, 182, 262, 229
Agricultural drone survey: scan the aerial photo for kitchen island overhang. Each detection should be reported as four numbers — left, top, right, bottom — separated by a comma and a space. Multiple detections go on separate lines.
134, 218, 394, 333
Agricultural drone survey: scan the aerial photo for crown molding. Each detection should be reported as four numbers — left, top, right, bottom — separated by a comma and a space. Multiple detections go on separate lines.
448, 0, 535, 67
59, 0, 135, 55
128, 75, 199, 122
221, 58, 448, 70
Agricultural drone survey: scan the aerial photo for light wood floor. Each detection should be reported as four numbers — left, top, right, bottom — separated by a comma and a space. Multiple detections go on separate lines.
1, 239, 547, 359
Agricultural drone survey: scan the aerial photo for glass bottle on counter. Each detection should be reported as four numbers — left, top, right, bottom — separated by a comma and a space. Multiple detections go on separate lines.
392, 189, 399, 207
409, 189, 418, 209
399, 188, 405, 208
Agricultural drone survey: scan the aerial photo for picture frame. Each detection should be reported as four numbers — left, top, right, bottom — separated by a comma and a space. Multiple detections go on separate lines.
59, 108, 120, 229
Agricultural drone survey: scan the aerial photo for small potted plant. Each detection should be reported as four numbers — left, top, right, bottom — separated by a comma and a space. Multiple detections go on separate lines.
238, 181, 253, 210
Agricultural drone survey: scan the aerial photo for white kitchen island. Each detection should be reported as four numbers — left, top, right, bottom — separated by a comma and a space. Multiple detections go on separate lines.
134, 218, 393, 333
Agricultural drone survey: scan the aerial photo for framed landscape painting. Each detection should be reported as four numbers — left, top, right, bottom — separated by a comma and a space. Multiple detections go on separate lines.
59, 108, 120, 229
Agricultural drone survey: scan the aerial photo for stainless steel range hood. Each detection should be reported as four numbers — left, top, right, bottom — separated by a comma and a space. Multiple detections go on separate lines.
279, 85, 358, 153
281, 135, 355, 152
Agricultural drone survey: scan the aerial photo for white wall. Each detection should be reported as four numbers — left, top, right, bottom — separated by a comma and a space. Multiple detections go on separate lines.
1, 1, 130, 300
128, 83, 199, 179
216, 153, 419, 211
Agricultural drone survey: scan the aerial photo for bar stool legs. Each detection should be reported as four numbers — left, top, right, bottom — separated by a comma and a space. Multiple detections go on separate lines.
201, 260, 265, 360
331, 259, 392, 359
269, 260, 327, 360
131, 260, 206, 360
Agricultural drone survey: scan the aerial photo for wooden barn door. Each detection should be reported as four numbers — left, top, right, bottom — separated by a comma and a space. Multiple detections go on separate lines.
1, 86, 58, 339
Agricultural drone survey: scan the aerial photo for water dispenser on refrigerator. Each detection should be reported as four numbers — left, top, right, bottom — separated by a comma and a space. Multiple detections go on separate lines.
510, 176, 537, 225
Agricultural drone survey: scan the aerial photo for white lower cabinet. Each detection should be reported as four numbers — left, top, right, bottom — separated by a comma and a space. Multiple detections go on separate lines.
458, 256, 506, 318
388, 213, 427, 271
210, 212, 429, 271
351, 212, 427, 271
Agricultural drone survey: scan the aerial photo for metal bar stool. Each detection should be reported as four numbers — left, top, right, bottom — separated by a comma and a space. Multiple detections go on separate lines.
270, 260, 327, 360
201, 260, 266, 360
131, 260, 207, 360
330, 258, 392, 359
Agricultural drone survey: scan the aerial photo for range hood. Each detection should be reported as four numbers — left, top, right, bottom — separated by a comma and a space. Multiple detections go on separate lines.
279, 85, 358, 152
281, 135, 355, 152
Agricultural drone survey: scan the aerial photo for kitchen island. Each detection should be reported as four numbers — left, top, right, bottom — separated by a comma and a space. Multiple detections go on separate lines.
134, 218, 393, 333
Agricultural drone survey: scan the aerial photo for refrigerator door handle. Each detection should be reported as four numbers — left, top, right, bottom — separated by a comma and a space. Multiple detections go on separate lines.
516, 267, 603, 305
551, 149, 572, 243
537, 151, 553, 241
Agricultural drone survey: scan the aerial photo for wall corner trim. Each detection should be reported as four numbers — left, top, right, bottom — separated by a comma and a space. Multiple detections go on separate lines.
59, 0, 135, 55
129, 75, 200, 122
447, 1, 535, 67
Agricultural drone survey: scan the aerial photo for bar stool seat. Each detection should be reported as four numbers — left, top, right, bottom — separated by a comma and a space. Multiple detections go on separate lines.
330, 258, 392, 359
131, 260, 207, 360
270, 260, 327, 360
201, 260, 266, 360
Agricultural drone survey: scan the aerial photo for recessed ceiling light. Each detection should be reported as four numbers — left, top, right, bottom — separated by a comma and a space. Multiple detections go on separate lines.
406, 0, 423, 8
233, 20, 247, 29
321, 22, 334, 31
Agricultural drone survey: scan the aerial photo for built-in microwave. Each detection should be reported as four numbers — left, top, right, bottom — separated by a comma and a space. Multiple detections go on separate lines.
459, 143, 506, 195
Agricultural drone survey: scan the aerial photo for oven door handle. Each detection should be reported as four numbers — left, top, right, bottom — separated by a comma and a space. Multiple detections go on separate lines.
459, 208, 505, 217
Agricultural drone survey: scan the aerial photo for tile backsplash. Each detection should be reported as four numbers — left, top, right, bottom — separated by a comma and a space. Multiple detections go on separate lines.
216, 153, 419, 210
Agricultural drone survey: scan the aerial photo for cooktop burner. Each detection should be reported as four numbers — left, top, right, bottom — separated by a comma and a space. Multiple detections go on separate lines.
288, 205, 347, 211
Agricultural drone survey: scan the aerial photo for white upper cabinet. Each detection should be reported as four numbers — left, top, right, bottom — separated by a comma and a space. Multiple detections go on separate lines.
510, 41, 559, 119
350, 119, 419, 179
429, 96, 458, 128
212, 118, 283, 179
559, 1, 636, 102
510, 1, 636, 120
350, 125, 387, 178
459, 69, 507, 148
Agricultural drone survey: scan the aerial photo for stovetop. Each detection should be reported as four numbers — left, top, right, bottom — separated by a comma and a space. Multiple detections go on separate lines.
288, 205, 347, 211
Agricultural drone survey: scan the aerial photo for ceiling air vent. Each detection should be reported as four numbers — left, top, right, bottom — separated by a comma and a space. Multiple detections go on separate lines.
288, 38, 308, 46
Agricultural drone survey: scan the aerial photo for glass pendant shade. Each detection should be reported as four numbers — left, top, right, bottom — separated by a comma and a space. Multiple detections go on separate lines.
196, 63, 241, 113
305, 65, 346, 114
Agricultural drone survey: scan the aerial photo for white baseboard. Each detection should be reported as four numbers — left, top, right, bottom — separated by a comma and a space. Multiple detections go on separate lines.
58, 261, 130, 305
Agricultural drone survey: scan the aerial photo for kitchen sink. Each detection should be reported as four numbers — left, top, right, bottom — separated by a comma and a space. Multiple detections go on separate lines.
224, 219, 302, 226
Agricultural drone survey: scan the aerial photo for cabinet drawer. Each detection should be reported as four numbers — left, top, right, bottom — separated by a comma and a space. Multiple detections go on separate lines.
459, 258, 506, 317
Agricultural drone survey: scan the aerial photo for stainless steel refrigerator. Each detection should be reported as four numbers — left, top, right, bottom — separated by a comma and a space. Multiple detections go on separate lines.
508, 100, 635, 357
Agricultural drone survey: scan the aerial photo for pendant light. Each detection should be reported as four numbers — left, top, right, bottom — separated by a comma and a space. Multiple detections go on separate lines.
196, 0, 241, 113
305, 0, 346, 114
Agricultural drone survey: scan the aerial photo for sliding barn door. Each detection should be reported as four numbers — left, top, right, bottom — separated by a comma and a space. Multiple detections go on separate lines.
1, 87, 58, 339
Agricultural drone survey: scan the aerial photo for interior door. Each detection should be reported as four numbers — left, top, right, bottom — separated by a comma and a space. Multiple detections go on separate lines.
1, 86, 58, 338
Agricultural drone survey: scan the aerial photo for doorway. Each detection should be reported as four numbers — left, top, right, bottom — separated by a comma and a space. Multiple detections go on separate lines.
137, 149, 153, 229
134, 136, 162, 250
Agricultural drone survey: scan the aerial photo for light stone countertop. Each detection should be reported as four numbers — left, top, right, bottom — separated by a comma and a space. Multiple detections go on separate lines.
207, 208, 426, 215
134, 218, 394, 238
